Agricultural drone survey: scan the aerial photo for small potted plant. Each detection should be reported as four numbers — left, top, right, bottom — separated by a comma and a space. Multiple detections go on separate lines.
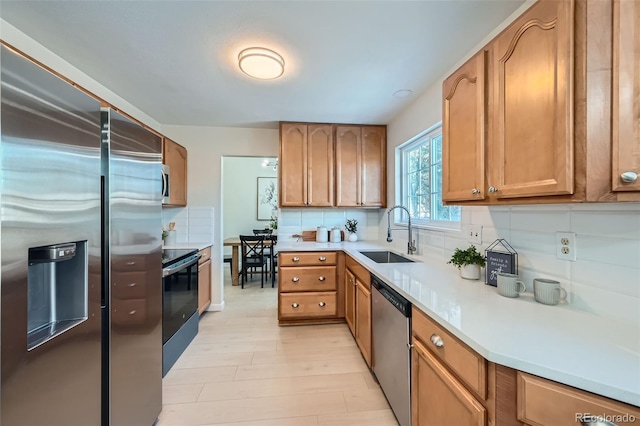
345, 218, 358, 242
448, 245, 486, 280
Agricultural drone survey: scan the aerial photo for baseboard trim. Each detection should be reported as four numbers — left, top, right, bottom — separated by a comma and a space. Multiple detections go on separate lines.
207, 301, 225, 311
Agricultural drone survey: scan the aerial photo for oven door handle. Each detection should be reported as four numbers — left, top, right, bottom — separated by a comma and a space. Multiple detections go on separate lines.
162, 256, 200, 277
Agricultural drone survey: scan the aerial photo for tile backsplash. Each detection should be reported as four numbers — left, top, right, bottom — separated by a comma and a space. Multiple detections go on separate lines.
386, 203, 640, 324
278, 208, 384, 241
162, 206, 215, 244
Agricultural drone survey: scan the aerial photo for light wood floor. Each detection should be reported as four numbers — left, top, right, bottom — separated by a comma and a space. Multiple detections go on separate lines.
157, 267, 398, 426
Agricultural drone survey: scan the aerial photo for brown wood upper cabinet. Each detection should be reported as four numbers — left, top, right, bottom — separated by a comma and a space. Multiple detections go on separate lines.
444, 0, 638, 204
162, 137, 187, 206
279, 122, 334, 207
612, 0, 640, 195
442, 51, 487, 202
335, 125, 386, 207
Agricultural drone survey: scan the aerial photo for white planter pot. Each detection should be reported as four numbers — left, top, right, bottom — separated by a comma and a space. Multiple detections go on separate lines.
347, 232, 358, 242
460, 264, 481, 280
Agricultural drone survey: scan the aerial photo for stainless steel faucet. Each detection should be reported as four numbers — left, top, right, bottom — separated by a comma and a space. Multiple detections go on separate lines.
387, 205, 416, 255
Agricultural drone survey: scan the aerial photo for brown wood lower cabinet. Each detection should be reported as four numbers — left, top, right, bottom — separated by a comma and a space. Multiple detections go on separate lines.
277, 251, 343, 325
197, 246, 211, 315
354, 280, 371, 367
517, 372, 640, 426
345, 255, 371, 367
412, 338, 486, 426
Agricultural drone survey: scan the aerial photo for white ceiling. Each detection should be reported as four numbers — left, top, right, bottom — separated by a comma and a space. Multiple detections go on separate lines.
0, 0, 525, 129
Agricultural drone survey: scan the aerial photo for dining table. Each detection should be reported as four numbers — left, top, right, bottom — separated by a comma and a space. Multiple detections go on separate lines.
223, 236, 275, 286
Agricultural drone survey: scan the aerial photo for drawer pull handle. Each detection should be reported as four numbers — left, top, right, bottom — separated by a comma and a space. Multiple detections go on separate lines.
581, 420, 619, 426
129, 310, 136, 315
292, 256, 300, 262
471, 188, 480, 195
291, 303, 299, 308
621, 171, 638, 183
127, 261, 136, 266
430, 334, 444, 348
319, 256, 326, 261
127, 283, 136, 287
318, 302, 326, 307
488, 186, 498, 193
318, 276, 326, 281
292, 277, 300, 283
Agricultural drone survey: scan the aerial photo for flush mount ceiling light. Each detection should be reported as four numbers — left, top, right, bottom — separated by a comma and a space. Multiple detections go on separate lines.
393, 89, 413, 98
238, 47, 285, 80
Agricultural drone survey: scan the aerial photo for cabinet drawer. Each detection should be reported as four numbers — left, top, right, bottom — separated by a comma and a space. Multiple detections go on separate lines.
412, 307, 487, 399
279, 251, 337, 267
112, 271, 147, 299
279, 292, 337, 319
280, 266, 336, 292
198, 246, 211, 264
517, 372, 640, 426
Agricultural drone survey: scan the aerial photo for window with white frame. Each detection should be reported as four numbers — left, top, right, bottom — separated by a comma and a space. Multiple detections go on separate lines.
397, 124, 460, 228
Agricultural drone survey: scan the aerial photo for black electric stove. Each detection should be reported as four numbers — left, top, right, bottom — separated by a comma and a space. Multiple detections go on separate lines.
161, 248, 199, 267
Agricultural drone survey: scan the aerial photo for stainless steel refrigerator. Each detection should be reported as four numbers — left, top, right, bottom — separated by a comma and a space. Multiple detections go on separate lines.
0, 44, 163, 425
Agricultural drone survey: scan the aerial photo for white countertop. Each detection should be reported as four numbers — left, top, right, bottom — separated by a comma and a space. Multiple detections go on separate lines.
163, 242, 212, 251
276, 240, 640, 407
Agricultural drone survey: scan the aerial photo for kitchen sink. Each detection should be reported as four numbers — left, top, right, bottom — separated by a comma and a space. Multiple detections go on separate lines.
358, 250, 415, 263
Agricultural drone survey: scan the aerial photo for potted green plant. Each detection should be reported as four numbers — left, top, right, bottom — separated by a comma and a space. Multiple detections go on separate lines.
448, 245, 486, 280
345, 218, 358, 242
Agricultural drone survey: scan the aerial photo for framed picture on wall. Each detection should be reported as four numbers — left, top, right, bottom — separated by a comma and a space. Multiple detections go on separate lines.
257, 177, 277, 220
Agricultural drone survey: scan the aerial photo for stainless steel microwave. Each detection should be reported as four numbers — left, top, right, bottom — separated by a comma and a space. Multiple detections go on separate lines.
161, 164, 170, 204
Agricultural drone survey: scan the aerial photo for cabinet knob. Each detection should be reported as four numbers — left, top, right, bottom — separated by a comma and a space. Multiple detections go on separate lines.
318, 302, 326, 307
292, 256, 300, 262
291, 277, 300, 283
129, 310, 136, 315
127, 283, 136, 287
291, 303, 299, 308
318, 276, 326, 281
430, 334, 444, 348
621, 171, 638, 183
471, 188, 480, 195
319, 256, 326, 261
488, 186, 498, 193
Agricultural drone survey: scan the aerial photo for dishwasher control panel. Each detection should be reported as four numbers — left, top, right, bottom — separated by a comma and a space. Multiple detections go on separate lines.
371, 274, 411, 317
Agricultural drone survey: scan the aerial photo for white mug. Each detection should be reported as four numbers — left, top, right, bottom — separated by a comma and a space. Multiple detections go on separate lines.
497, 272, 526, 298
533, 278, 567, 305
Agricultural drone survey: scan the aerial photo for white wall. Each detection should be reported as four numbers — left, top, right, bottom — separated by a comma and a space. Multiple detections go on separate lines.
222, 156, 277, 252
385, 1, 640, 324
161, 125, 279, 310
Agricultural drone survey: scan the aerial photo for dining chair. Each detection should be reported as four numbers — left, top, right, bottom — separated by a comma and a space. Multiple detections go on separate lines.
253, 229, 275, 281
239, 234, 268, 288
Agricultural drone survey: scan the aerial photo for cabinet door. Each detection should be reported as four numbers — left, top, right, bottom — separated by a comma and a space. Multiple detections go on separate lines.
412, 339, 486, 426
198, 259, 211, 315
443, 51, 487, 202
163, 138, 187, 206
307, 124, 334, 206
361, 126, 386, 207
335, 125, 361, 207
612, 0, 640, 192
355, 281, 371, 367
280, 123, 308, 207
345, 269, 356, 336
492, 0, 574, 199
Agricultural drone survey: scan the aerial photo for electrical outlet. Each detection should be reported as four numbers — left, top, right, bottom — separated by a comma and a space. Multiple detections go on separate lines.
556, 232, 576, 261
468, 225, 482, 244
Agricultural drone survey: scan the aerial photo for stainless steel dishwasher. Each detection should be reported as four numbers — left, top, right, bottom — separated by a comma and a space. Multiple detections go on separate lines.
371, 274, 411, 426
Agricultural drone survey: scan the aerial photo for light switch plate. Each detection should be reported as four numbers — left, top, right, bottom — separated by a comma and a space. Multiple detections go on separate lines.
468, 225, 482, 245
